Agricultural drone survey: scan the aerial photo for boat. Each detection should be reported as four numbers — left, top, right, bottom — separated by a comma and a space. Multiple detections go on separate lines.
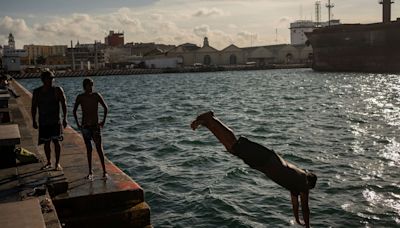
306, 0, 400, 73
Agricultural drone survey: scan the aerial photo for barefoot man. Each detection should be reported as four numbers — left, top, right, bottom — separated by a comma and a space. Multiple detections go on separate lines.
191, 111, 317, 227
31, 70, 67, 171
73, 78, 108, 180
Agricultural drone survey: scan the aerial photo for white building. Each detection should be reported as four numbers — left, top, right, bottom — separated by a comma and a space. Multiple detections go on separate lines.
290, 20, 316, 45
290, 19, 341, 45
2, 33, 27, 72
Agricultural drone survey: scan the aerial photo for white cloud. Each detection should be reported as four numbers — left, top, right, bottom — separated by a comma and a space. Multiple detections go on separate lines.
193, 24, 210, 37
150, 13, 163, 21
31, 13, 103, 44
0, 16, 30, 37
192, 8, 225, 17
237, 31, 258, 41
228, 24, 238, 29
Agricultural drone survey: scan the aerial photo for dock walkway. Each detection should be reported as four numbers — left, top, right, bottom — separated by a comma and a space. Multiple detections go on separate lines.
0, 80, 151, 228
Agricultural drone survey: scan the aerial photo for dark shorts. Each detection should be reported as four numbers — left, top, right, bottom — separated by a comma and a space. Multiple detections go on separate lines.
233, 137, 309, 193
232, 137, 276, 168
38, 123, 63, 145
81, 125, 102, 146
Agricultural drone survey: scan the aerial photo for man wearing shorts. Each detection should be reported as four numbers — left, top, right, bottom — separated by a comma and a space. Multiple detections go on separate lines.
31, 70, 67, 171
73, 78, 108, 180
191, 111, 317, 228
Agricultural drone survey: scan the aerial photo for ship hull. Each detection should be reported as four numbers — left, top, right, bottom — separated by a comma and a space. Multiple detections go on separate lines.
306, 21, 400, 73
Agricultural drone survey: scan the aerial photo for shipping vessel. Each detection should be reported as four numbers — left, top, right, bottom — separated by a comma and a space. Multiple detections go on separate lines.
306, 0, 400, 73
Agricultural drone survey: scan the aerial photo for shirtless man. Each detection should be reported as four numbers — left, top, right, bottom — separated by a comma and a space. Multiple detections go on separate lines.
31, 70, 67, 170
73, 78, 108, 180
191, 111, 317, 228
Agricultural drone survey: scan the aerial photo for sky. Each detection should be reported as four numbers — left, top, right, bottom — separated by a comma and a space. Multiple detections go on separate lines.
0, 0, 399, 49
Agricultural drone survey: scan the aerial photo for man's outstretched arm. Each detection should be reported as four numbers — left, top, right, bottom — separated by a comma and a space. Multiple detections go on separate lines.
191, 111, 237, 153
300, 191, 310, 228
291, 192, 305, 226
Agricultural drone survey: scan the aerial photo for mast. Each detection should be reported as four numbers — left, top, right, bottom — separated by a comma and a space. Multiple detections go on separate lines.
325, 0, 335, 26
379, 0, 394, 23
315, 1, 321, 27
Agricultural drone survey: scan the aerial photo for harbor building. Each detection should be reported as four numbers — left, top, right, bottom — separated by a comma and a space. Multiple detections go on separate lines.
165, 37, 313, 67
105, 30, 124, 47
219, 44, 245, 66
66, 41, 106, 70
22, 44, 67, 65
162, 43, 200, 66
103, 42, 175, 69
2, 33, 27, 72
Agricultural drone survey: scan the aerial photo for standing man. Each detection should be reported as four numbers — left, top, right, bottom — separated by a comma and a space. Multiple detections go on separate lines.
31, 70, 67, 171
73, 78, 108, 180
191, 111, 317, 228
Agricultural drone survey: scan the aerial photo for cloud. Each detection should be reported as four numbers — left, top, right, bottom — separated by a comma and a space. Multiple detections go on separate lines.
150, 13, 163, 21
0, 16, 30, 37
237, 31, 258, 40
32, 13, 103, 43
0, 1, 291, 50
227, 24, 238, 29
193, 24, 210, 37
193, 8, 225, 17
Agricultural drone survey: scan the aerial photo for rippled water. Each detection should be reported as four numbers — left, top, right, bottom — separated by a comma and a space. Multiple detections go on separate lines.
20, 69, 400, 227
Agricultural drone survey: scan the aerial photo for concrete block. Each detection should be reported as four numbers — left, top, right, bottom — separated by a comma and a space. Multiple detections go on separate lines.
58, 202, 151, 228
0, 198, 46, 228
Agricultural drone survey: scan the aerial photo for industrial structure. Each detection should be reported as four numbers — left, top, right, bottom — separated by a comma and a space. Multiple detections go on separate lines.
306, 0, 400, 73
290, 1, 341, 45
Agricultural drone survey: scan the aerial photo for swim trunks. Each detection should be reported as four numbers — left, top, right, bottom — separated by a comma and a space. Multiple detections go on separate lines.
38, 123, 63, 145
232, 137, 276, 168
232, 137, 309, 193
81, 125, 102, 146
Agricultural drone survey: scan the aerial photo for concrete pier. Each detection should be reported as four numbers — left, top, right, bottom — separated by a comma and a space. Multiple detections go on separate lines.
0, 80, 151, 227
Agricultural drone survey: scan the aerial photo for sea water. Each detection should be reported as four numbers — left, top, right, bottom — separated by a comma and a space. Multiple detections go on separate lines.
20, 69, 400, 227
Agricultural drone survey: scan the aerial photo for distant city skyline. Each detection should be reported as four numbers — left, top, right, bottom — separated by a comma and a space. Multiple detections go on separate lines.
0, 0, 398, 49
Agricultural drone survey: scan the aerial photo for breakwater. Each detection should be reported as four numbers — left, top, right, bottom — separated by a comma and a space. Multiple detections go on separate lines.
7, 63, 309, 79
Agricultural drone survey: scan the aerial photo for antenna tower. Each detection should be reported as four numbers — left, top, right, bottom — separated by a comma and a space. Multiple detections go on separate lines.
326, 0, 335, 26
315, 1, 321, 26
